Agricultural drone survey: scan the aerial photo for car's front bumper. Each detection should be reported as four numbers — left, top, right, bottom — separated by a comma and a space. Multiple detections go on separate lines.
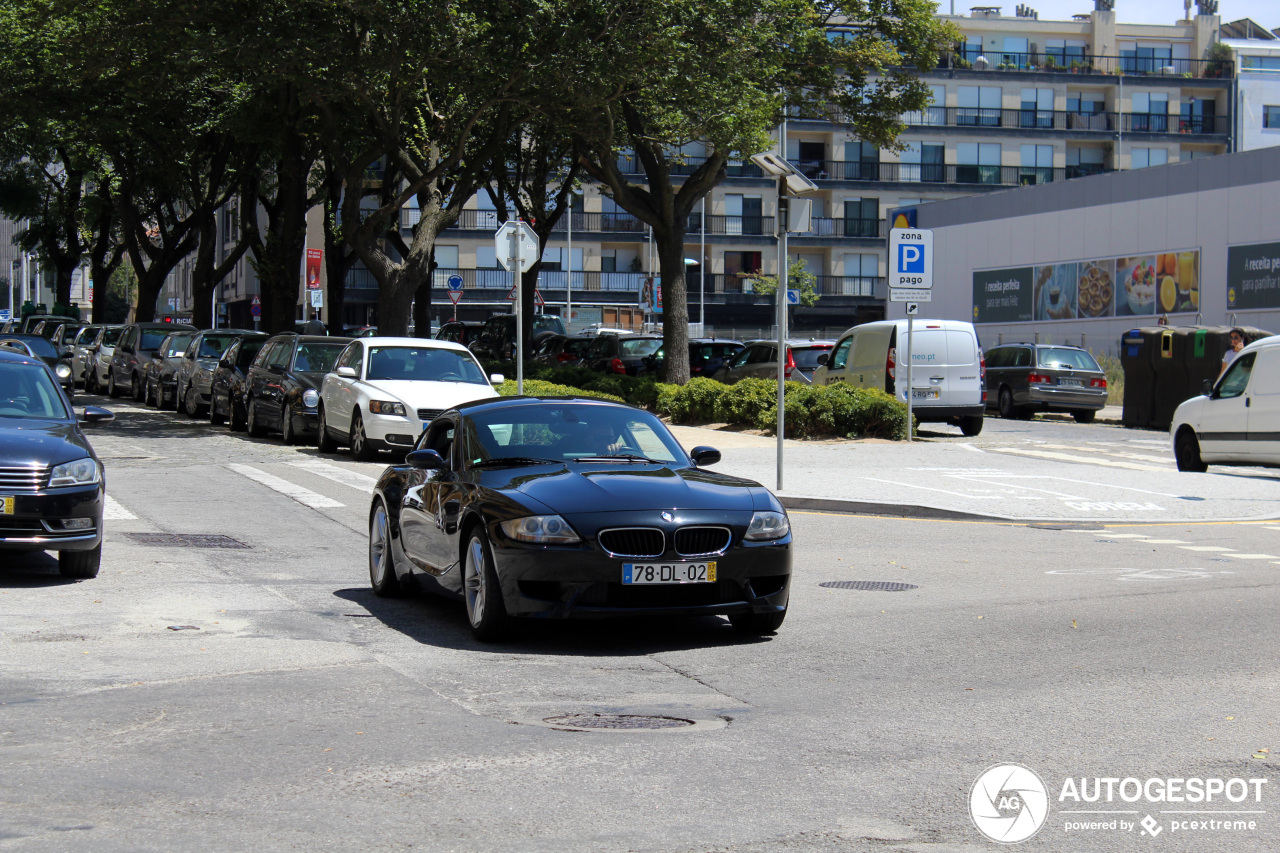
0, 485, 104, 552
487, 522, 792, 619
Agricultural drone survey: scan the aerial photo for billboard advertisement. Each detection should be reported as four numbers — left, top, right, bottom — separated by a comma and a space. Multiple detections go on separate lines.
1227, 240, 1280, 311
305, 248, 323, 290
974, 249, 1199, 323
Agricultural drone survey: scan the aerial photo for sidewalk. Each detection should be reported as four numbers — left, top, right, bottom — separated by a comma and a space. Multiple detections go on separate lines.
666, 417, 1280, 524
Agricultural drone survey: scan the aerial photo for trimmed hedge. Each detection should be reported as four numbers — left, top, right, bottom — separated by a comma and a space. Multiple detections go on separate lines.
485, 359, 911, 440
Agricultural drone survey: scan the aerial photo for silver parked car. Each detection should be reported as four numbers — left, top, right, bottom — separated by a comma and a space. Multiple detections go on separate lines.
173, 329, 255, 417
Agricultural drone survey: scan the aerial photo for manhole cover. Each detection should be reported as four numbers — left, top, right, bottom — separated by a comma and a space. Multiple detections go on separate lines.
542, 713, 696, 731
125, 533, 250, 549
819, 580, 919, 592
1028, 523, 1105, 531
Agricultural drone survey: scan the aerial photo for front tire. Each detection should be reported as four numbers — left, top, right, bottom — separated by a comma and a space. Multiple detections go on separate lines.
107, 370, 121, 398
1175, 428, 1208, 473
368, 500, 401, 597
349, 411, 377, 461
281, 406, 297, 445
59, 545, 101, 579
463, 530, 511, 642
728, 607, 786, 635
131, 373, 144, 403
317, 406, 337, 453
229, 396, 247, 432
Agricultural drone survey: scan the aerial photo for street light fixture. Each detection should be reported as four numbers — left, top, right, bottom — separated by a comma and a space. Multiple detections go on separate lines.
749, 151, 818, 492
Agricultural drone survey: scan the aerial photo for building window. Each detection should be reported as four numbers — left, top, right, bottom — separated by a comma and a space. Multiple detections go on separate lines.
1067, 146, 1106, 178
841, 253, 879, 296
1020, 88, 1054, 128
958, 86, 1002, 127
842, 141, 880, 181
1120, 44, 1173, 74
956, 143, 1002, 185
843, 198, 879, 238
1180, 97, 1217, 133
1131, 92, 1169, 132
435, 245, 459, 270
1045, 39, 1087, 68
1131, 147, 1169, 169
1266, 106, 1280, 128
903, 84, 945, 126
899, 142, 945, 183
1241, 55, 1280, 71
1019, 144, 1054, 185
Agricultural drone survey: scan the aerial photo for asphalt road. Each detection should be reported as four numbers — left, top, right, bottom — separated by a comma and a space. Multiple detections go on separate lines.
2, 397, 1278, 852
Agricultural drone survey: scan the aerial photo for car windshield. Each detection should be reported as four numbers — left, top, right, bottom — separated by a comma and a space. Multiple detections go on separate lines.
199, 335, 239, 358
1039, 347, 1101, 371
292, 343, 346, 373
534, 315, 566, 335
464, 403, 686, 465
162, 336, 193, 357
366, 346, 488, 384
619, 338, 663, 357
564, 339, 593, 356
791, 346, 833, 369
140, 330, 169, 351
0, 361, 70, 420
100, 327, 123, 346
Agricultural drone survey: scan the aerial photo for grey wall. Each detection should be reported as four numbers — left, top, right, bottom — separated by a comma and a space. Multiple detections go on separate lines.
895, 147, 1280, 355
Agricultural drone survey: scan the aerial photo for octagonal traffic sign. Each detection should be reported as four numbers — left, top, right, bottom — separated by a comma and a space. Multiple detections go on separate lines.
495, 220, 540, 273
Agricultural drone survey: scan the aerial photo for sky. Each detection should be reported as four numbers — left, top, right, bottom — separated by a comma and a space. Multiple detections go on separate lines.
938, 0, 1276, 29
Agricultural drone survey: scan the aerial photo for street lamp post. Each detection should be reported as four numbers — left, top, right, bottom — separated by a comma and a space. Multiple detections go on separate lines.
748, 150, 818, 492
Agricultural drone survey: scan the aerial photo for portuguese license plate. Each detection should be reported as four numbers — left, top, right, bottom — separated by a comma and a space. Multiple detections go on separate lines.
0, 496, 12, 515
622, 561, 716, 585
911, 388, 939, 400
1060, 378, 1084, 387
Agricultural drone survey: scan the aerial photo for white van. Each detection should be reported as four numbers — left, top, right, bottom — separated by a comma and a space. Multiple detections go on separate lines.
812, 319, 986, 436
1171, 334, 1280, 472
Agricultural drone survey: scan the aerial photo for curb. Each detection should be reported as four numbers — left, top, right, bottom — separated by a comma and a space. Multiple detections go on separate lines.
778, 495, 1010, 523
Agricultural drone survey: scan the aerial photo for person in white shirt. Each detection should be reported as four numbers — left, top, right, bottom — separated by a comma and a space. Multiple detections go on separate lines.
1218, 328, 1245, 379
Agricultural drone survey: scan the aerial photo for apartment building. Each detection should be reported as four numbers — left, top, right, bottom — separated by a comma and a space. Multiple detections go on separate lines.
155, 2, 1239, 334
1221, 18, 1280, 151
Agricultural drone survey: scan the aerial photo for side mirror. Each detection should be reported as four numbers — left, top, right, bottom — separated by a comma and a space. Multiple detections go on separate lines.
151, 350, 163, 359
336, 366, 357, 378
690, 446, 721, 466
816, 352, 829, 366
80, 406, 115, 424
1203, 379, 1214, 397
406, 448, 447, 469
268, 364, 285, 375
489, 373, 505, 384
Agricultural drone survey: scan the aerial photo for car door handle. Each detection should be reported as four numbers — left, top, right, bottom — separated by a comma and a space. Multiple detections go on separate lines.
1246, 397, 1251, 407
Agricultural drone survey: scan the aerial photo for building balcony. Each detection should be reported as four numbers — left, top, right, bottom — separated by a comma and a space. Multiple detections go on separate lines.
936, 52, 1233, 80
786, 160, 1115, 187
898, 107, 1229, 136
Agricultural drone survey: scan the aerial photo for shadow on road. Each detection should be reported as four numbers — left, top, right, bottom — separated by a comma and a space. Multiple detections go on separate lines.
332, 586, 771, 656
0, 552, 80, 587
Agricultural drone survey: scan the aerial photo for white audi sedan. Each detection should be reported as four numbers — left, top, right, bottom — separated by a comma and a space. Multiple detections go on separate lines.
317, 337, 503, 460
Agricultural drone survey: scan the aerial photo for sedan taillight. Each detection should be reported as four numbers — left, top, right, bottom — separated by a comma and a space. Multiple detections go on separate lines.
610, 357, 626, 374
556, 351, 576, 363
784, 348, 796, 379
1028, 373, 1052, 384
1090, 377, 1108, 389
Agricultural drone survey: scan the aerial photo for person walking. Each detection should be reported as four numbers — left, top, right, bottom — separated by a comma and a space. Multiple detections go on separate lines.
1218, 327, 1246, 379
303, 310, 326, 336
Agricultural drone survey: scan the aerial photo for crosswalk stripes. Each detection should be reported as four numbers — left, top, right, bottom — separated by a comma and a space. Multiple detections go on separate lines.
226, 463, 345, 509
286, 460, 379, 492
102, 495, 137, 520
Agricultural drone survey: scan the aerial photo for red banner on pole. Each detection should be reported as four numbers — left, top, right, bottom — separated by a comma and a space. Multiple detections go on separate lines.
305, 249, 323, 290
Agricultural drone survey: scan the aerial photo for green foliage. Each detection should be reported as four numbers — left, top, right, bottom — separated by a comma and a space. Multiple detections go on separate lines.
656, 377, 725, 422
744, 258, 821, 307
1093, 351, 1124, 406
715, 379, 779, 425
496, 378, 624, 403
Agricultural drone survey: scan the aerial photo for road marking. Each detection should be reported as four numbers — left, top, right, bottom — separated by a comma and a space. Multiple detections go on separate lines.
954, 443, 985, 454
1048, 567, 1234, 581
1038, 443, 1173, 464
226, 463, 344, 509
946, 475, 1082, 499
862, 478, 1003, 500
1136, 538, 1188, 544
1096, 534, 1152, 539
986, 447, 1166, 472
287, 460, 378, 492
1222, 553, 1279, 560
103, 495, 137, 520
1266, 526, 1280, 532
1178, 545, 1236, 552
961, 473, 1183, 499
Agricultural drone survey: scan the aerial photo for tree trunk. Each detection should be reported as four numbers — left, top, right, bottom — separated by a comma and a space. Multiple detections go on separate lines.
189, 218, 218, 329
656, 234, 690, 382
520, 261, 541, 360
412, 248, 437, 338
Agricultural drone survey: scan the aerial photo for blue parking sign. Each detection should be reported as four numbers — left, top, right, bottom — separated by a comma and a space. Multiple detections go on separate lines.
898, 243, 925, 273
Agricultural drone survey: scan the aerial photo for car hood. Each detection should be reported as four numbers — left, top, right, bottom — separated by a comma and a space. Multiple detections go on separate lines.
1172, 395, 1207, 429
484, 464, 760, 513
295, 372, 326, 390
362, 379, 497, 411
0, 418, 95, 467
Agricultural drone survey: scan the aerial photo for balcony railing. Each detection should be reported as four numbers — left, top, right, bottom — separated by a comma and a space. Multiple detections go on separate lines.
939, 52, 1232, 79
614, 155, 765, 178
897, 106, 1229, 135
1122, 113, 1230, 134
787, 160, 1115, 187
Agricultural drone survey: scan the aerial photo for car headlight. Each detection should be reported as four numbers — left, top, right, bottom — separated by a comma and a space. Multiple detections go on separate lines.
302, 389, 320, 408
499, 515, 581, 544
49, 458, 101, 487
744, 510, 790, 542
368, 400, 405, 416
55, 363, 72, 379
